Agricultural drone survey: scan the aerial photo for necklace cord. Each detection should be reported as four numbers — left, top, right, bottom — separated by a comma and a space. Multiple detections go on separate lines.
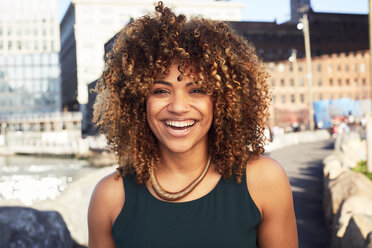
150, 156, 211, 201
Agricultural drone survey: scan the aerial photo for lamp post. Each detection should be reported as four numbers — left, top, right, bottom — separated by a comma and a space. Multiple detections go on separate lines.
367, 0, 372, 172
297, 13, 315, 131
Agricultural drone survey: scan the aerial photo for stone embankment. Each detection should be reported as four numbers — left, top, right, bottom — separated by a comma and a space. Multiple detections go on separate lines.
323, 132, 372, 248
265, 129, 331, 152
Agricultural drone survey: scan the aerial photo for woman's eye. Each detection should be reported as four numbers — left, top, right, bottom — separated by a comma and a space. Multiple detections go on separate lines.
190, 88, 206, 94
153, 89, 169, 94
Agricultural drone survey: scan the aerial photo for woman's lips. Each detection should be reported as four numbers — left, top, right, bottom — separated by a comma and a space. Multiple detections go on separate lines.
163, 120, 197, 135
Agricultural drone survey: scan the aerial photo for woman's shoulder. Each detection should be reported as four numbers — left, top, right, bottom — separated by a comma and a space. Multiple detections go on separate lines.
246, 156, 287, 182
245, 156, 292, 214
88, 172, 125, 225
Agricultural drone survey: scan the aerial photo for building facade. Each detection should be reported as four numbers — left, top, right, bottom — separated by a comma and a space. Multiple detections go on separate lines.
0, 0, 61, 119
59, 0, 244, 132
268, 50, 370, 127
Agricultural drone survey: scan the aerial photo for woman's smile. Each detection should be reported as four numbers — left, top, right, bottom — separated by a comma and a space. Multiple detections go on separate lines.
163, 119, 196, 134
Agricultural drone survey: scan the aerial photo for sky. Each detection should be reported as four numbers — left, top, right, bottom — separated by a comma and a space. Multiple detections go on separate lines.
58, 0, 369, 23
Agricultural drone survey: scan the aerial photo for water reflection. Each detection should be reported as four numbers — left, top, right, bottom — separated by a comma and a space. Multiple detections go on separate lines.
0, 155, 96, 205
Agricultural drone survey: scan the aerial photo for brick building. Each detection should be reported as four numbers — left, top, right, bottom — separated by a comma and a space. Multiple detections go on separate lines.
268, 50, 370, 127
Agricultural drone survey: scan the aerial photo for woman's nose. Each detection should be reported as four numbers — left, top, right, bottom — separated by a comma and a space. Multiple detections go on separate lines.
167, 93, 190, 114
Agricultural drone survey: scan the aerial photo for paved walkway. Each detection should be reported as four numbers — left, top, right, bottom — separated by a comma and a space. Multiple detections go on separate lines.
268, 138, 335, 248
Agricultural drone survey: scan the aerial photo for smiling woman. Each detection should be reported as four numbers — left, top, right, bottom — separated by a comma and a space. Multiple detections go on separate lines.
88, 1, 298, 248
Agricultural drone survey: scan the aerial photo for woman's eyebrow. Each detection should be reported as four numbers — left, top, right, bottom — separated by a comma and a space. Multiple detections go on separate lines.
154, 80, 172, 86
154, 81, 198, 87
186, 81, 199, 87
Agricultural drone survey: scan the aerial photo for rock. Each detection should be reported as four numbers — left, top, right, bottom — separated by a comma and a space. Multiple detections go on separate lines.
323, 170, 372, 223
336, 196, 372, 237
0, 207, 73, 248
323, 156, 346, 179
341, 214, 372, 248
335, 132, 361, 152
341, 139, 367, 168
34, 165, 117, 246
323, 152, 343, 165
367, 231, 372, 248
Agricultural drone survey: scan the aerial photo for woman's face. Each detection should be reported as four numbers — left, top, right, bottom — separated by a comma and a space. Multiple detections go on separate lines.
146, 64, 213, 155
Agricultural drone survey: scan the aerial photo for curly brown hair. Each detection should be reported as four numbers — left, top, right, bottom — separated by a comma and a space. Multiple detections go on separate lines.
93, 1, 270, 184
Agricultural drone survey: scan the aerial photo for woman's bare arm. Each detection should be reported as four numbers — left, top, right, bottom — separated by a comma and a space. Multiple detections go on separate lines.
88, 173, 125, 248
246, 157, 298, 248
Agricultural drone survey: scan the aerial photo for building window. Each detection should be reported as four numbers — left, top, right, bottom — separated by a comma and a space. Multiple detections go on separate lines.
300, 94, 304, 103
290, 79, 294, 87
281, 94, 286, 103
337, 64, 341, 71
291, 94, 295, 103
354, 79, 358, 86
268, 63, 275, 72
278, 63, 285, 72
289, 63, 293, 72
272, 95, 276, 104
361, 64, 366, 73
353, 64, 357, 72
363, 78, 366, 86
0, 95, 6, 105
329, 79, 333, 86
17, 41, 22, 50
338, 79, 342, 86
299, 78, 304, 86
280, 79, 285, 87
345, 64, 349, 71
271, 79, 275, 87
355, 93, 359, 100
328, 64, 333, 73
259, 49, 264, 57
8, 41, 12, 49
319, 93, 323, 100
346, 79, 350, 86
298, 64, 303, 72
318, 78, 322, 86
317, 64, 321, 72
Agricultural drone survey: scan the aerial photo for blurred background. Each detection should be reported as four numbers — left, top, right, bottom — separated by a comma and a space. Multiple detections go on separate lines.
0, 0, 370, 246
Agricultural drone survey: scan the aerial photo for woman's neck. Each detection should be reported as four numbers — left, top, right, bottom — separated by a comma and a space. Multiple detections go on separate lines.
158, 146, 210, 176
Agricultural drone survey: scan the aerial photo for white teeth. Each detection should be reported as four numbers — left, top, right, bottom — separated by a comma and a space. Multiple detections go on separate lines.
164, 120, 195, 128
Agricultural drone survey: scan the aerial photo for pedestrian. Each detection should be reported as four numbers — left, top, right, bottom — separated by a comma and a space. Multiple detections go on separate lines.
88, 2, 298, 247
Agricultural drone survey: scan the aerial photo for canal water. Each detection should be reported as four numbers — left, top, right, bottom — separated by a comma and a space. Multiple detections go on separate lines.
0, 155, 98, 205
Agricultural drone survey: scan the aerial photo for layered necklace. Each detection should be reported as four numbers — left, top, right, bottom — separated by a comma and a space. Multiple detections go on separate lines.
149, 156, 211, 201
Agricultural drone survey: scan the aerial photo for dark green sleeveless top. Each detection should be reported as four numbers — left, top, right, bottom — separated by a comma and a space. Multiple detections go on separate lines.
112, 173, 261, 248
